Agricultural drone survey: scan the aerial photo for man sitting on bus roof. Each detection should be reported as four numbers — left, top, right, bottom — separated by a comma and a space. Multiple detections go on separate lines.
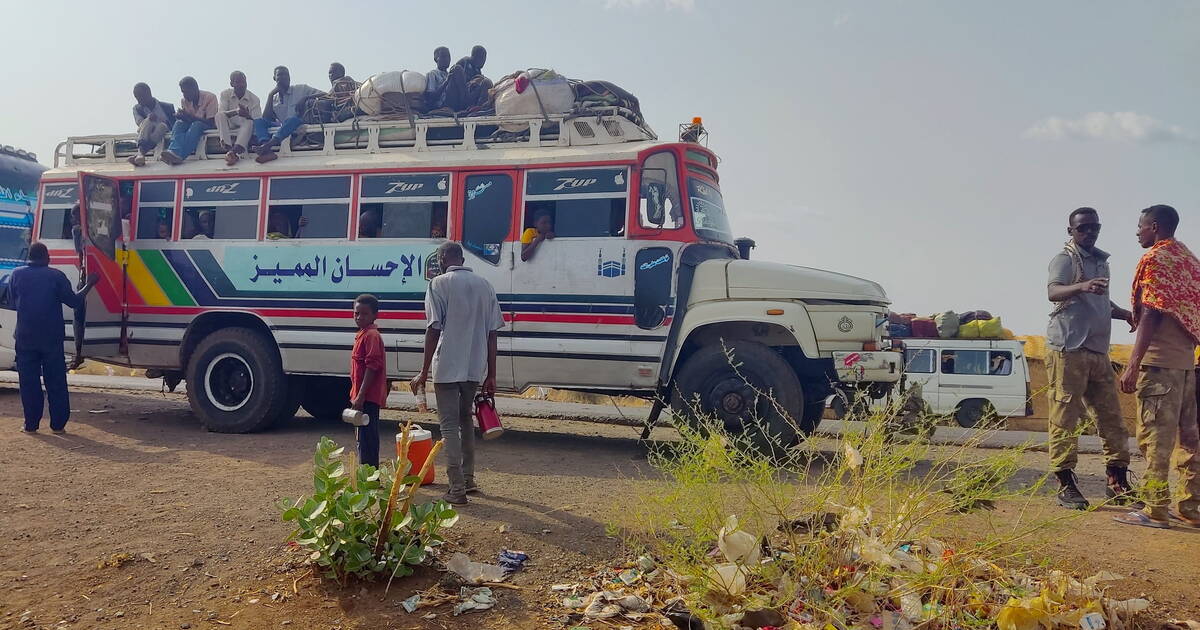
444, 45, 493, 113
129, 83, 176, 167
520, 209, 555, 262
313, 62, 359, 123
216, 71, 262, 167
424, 46, 452, 111
253, 66, 326, 164
161, 77, 217, 166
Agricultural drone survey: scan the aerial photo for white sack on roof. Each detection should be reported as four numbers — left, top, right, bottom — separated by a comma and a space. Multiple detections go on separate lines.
355, 71, 427, 116
494, 69, 574, 131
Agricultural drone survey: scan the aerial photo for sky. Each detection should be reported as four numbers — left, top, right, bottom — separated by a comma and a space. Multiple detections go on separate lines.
3, 0, 1197, 340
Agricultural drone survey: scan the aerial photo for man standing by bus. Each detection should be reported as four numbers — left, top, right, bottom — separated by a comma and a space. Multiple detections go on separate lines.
411, 242, 504, 505
1045, 207, 1138, 510
1115, 205, 1200, 529
12, 243, 97, 433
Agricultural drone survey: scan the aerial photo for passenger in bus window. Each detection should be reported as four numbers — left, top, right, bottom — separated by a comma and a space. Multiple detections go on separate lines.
161, 77, 217, 166
157, 216, 172, 240
253, 66, 325, 164
216, 71, 262, 167
266, 207, 308, 240
430, 215, 446, 239
520, 209, 555, 262
129, 83, 176, 167
425, 46, 452, 111
358, 208, 381, 238
186, 210, 214, 240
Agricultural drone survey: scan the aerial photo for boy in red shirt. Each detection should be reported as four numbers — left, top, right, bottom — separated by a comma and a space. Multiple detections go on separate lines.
351, 294, 388, 467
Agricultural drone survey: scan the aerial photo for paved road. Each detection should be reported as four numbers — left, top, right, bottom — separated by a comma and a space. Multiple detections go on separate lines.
0, 372, 1125, 454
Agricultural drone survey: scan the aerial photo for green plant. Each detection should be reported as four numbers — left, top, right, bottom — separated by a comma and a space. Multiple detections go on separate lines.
279, 436, 458, 583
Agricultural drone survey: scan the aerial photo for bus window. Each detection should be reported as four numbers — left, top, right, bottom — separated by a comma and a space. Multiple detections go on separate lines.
268, 176, 351, 239
38, 183, 78, 240
461, 173, 513, 265
358, 173, 451, 239
639, 152, 682, 229
181, 178, 260, 240
523, 167, 627, 239
136, 180, 175, 240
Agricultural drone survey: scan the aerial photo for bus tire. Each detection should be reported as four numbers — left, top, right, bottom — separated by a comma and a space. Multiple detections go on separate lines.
300, 376, 352, 421
186, 328, 287, 433
671, 340, 803, 457
800, 399, 825, 436
270, 378, 304, 426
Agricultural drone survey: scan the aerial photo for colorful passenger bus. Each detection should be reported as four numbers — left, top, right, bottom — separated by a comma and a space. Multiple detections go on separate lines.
25, 110, 900, 447
0, 145, 45, 369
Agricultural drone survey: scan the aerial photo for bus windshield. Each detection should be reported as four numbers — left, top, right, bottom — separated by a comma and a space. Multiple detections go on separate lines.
0, 224, 30, 263
688, 177, 733, 244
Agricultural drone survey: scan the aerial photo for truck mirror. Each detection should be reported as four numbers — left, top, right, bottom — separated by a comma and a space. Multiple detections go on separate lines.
640, 168, 669, 226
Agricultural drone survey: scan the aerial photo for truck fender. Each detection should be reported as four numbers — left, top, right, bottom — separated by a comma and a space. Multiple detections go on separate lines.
665, 300, 820, 379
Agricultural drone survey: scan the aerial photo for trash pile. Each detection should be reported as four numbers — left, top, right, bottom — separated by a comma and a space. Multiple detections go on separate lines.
399, 549, 529, 618
551, 511, 1161, 630
888, 310, 1015, 340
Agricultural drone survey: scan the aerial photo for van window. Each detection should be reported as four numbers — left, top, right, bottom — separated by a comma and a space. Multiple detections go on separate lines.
182, 178, 260, 240
904, 349, 935, 374
461, 174, 513, 265
268, 176, 351, 239
639, 152, 682, 229
941, 350, 1011, 376
523, 168, 627, 239
136, 180, 175, 240
359, 173, 451, 239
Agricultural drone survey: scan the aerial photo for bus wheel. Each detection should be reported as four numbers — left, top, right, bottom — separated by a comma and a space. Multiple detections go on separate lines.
800, 399, 826, 436
270, 378, 304, 426
187, 328, 287, 433
300, 376, 351, 421
955, 399, 997, 429
672, 340, 803, 456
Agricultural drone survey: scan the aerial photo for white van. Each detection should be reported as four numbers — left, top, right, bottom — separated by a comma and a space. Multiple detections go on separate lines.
833, 339, 1032, 428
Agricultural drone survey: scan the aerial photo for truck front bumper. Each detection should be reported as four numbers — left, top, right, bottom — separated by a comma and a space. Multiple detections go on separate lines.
832, 350, 902, 384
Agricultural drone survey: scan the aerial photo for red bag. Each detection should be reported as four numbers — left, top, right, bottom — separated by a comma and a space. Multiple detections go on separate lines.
910, 318, 938, 338
473, 393, 504, 440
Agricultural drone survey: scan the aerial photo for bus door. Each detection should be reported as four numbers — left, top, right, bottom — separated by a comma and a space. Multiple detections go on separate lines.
77, 173, 129, 359
454, 170, 516, 389
511, 166, 638, 388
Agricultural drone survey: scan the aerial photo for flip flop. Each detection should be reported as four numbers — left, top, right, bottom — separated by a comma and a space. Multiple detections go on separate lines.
1168, 509, 1200, 528
1113, 511, 1170, 529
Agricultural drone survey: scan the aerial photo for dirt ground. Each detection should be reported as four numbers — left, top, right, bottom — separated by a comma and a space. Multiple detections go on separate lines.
2, 383, 1198, 630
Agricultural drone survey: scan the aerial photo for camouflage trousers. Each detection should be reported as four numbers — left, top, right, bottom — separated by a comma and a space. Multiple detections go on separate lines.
1134, 366, 1200, 521
1046, 349, 1131, 472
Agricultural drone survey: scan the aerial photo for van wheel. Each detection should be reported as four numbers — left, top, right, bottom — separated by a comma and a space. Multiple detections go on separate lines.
300, 376, 352, 421
955, 399, 997, 429
672, 341, 803, 456
187, 328, 286, 433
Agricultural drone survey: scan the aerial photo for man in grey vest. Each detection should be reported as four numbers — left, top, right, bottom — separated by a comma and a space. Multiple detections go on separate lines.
1045, 207, 1138, 509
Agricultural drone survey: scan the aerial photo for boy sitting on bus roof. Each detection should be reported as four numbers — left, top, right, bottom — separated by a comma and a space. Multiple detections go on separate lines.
129, 83, 175, 167
520, 209, 555, 262
253, 66, 326, 164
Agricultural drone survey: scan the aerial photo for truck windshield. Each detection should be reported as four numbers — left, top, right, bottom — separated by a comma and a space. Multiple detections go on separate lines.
0, 225, 30, 263
688, 178, 732, 244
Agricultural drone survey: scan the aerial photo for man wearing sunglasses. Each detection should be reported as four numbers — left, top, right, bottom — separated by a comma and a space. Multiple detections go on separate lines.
1045, 207, 1138, 510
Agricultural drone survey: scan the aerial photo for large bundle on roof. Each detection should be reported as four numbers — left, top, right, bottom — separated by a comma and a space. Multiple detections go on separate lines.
493, 69, 575, 131
355, 71, 427, 117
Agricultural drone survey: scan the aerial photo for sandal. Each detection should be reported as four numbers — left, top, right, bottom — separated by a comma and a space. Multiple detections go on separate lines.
224, 151, 239, 167
1113, 511, 1170, 529
1168, 509, 1200, 528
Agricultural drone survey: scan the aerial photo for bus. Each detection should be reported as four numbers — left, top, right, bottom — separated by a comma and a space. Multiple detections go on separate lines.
0, 145, 44, 370
23, 108, 901, 448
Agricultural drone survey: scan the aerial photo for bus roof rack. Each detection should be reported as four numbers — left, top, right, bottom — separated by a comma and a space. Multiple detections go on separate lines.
54, 108, 656, 168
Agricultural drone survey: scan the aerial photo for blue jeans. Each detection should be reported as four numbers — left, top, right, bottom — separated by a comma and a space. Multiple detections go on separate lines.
168, 120, 212, 159
16, 345, 70, 431
253, 117, 304, 145
357, 402, 380, 468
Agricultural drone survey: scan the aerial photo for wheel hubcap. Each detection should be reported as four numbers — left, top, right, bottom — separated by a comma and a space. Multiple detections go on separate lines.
204, 353, 254, 412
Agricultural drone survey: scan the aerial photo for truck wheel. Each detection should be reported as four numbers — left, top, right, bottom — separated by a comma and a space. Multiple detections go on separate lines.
187, 328, 286, 433
672, 340, 804, 456
300, 376, 352, 421
800, 399, 825, 436
955, 399, 997, 429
